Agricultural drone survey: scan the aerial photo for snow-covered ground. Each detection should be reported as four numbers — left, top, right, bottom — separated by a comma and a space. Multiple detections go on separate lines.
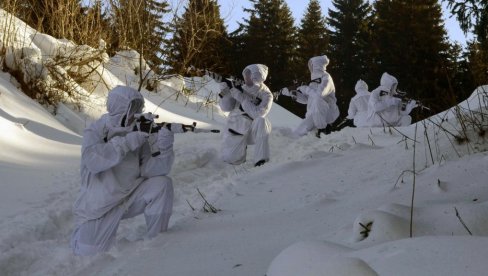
1, 9, 488, 276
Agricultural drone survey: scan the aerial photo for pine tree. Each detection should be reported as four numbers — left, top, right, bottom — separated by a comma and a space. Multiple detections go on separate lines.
445, 0, 487, 44
110, 0, 171, 74
445, 0, 488, 85
297, 0, 329, 83
144, 0, 171, 73
327, 0, 372, 115
372, 0, 451, 115
168, 0, 229, 75
466, 41, 488, 85
237, 0, 298, 91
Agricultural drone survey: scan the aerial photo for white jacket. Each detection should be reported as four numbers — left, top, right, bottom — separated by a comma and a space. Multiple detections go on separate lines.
347, 79, 371, 127
299, 55, 340, 127
368, 72, 411, 127
73, 86, 174, 225
219, 64, 273, 135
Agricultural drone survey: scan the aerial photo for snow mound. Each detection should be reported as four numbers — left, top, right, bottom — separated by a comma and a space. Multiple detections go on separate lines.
267, 241, 377, 276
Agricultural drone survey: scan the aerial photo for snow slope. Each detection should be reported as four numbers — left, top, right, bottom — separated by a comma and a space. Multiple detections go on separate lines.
1, 8, 488, 276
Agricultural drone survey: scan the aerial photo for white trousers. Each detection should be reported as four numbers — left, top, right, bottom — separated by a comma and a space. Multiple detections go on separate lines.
294, 99, 339, 137
222, 117, 271, 165
71, 176, 174, 256
293, 116, 317, 137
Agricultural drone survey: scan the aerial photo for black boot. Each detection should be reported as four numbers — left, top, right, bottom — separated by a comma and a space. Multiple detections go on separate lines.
325, 124, 333, 134
254, 159, 266, 167
315, 128, 326, 138
316, 125, 332, 138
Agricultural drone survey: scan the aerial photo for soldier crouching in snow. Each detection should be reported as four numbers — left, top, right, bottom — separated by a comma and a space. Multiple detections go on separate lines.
71, 85, 176, 256
367, 72, 418, 127
218, 64, 273, 167
280, 55, 340, 138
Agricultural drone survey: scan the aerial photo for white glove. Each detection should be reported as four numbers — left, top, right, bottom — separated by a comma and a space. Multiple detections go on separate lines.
386, 97, 401, 106
408, 100, 418, 109
169, 123, 186, 133
125, 131, 149, 151
220, 82, 230, 90
280, 88, 296, 99
230, 87, 244, 102
157, 127, 174, 152
280, 87, 290, 96
403, 100, 418, 113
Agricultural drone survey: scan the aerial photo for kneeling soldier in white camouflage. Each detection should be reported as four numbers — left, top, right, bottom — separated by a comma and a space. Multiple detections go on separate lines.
218, 64, 273, 167
71, 85, 178, 256
367, 72, 418, 127
280, 55, 340, 138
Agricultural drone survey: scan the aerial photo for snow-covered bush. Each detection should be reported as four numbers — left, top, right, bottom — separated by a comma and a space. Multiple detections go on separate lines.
1, 9, 110, 110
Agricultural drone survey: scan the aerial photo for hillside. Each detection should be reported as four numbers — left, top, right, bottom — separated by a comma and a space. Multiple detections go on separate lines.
1, 8, 488, 276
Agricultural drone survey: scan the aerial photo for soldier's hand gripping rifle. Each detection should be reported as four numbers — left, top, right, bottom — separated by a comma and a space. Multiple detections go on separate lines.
203, 70, 244, 97
392, 90, 431, 111
274, 78, 322, 101
205, 70, 262, 107
273, 81, 299, 101
133, 113, 220, 134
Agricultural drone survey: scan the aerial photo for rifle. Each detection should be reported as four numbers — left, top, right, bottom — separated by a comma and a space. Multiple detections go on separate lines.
335, 117, 355, 130
379, 90, 430, 111
274, 77, 322, 101
204, 70, 244, 95
273, 81, 299, 101
205, 70, 262, 107
393, 90, 431, 111
133, 113, 220, 134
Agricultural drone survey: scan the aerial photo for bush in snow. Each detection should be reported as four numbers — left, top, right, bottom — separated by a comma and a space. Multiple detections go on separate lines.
1, 10, 109, 110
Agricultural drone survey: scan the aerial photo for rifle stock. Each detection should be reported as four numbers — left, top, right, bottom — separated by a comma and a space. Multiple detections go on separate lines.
134, 113, 220, 134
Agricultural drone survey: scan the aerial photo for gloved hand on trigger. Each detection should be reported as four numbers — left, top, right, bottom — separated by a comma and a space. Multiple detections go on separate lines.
403, 100, 418, 113
125, 131, 149, 151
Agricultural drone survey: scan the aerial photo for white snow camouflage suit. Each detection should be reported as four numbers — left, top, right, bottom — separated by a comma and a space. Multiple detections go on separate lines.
292, 55, 340, 137
347, 79, 371, 127
71, 86, 174, 255
219, 64, 273, 165
367, 72, 416, 127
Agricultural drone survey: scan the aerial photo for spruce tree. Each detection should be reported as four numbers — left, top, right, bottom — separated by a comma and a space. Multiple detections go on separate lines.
297, 0, 330, 83
238, 0, 298, 91
168, 0, 229, 75
465, 41, 488, 85
111, 0, 171, 74
327, 0, 373, 115
445, 0, 488, 85
145, 0, 171, 74
372, 0, 451, 115
444, 0, 487, 43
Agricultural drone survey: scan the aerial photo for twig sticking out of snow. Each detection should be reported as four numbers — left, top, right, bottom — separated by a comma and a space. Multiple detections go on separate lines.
454, 207, 473, 235
197, 188, 221, 213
